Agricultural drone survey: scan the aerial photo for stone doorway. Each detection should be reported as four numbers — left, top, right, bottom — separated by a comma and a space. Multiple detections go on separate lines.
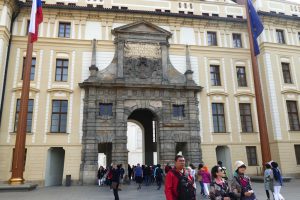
79, 20, 202, 184
127, 109, 158, 166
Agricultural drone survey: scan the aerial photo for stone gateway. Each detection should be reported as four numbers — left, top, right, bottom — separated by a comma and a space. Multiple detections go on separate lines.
79, 21, 203, 184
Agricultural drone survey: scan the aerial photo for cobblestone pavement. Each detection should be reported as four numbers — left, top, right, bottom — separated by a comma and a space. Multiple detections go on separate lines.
0, 179, 299, 200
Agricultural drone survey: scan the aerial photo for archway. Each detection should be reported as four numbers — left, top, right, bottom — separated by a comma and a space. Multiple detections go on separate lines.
128, 109, 158, 166
45, 147, 65, 186
216, 146, 232, 177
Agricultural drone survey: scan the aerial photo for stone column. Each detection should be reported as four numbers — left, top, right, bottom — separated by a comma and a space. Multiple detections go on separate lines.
112, 100, 128, 168
187, 91, 202, 164
117, 40, 125, 79
80, 87, 98, 185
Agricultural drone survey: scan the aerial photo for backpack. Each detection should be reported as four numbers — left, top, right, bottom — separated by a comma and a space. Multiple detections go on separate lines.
155, 168, 163, 178
172, 170, 196, 200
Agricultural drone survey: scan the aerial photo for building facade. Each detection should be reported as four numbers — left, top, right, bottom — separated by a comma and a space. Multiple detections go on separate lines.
0, 0, 299, 185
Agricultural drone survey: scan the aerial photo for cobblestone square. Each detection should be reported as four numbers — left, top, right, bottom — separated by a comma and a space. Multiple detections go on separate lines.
0, 180, 299, 200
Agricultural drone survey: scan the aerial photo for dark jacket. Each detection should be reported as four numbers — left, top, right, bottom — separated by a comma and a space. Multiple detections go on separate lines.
112, 168, 121, 183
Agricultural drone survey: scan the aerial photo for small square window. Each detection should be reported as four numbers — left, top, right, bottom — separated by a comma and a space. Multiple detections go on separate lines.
246, 146, 258, 166
172, 105, 185, 118
99, 103, 113, 117
207, 32, 217, 46
58, 22, 71, 38
233, 33, 242, 48
276, 29, 285, 44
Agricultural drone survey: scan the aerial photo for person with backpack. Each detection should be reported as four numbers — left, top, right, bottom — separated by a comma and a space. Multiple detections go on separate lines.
271, 161, 284, 200
197, 163, 205, 196
231, 161, 256, 200
264, 163, 274, 200
164, 155, 196, 200
154, 164, 164, 190
97, 166, 106, 186
134, 163, 143, 190
209, 165, 234, 200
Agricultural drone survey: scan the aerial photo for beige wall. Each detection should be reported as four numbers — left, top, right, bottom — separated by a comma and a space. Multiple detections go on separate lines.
0, 0, 299, 183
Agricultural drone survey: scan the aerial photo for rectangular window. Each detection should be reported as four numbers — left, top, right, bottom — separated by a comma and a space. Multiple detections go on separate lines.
172, 105, 185, 118
236, 66, 247, 87
55, 59, 68, 81
22, 57, 36, 81
281, 63, 292, 84
295, 145, 300, 165
210, 65, 221, 86
276, 29, 285, 44
58, 22, 71, 38
298, 32, 300, 42
239, 103, 253, 132
246, 146, 258, 166
51, 100, 68, 133
99, 103, 113, 117
212, 103, 226, 133
207, 31, 217, 46
14, 99, 34, 133
233, 33, 242, 48
286, 101, 300, 131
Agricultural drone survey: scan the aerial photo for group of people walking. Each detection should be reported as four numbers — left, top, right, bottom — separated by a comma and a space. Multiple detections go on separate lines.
165, 155, 285, 200
97, 156, 285, 200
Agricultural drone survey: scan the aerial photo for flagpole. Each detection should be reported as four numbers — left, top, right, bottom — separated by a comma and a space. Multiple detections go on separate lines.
245, 0, 272, 167
9, 33, 33, 184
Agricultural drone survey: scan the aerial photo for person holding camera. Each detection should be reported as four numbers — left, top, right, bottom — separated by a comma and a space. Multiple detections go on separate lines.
209, 165, 233, 200
231, 161, 256, 200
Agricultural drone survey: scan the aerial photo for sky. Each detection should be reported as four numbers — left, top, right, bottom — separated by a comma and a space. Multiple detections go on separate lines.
286, 0, 299, 3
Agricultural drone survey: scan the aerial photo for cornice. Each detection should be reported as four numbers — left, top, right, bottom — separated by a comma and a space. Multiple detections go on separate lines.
234, 92, 255, 97
281, 89, 300, 95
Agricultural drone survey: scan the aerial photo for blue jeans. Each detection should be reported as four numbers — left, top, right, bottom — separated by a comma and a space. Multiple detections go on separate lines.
145, 175, 150, 186
199, 181, 204, 195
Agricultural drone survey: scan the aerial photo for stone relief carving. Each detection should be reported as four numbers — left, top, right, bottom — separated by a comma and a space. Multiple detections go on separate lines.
124, 42, 162, 79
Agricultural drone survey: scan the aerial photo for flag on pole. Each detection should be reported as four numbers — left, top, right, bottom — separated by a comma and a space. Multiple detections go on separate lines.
247, 0, 264, 56
29, 0, 43, 43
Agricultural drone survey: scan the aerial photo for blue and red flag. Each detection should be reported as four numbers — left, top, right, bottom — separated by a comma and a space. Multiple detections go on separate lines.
247, 0, 264, 56
29, 0, 43, 43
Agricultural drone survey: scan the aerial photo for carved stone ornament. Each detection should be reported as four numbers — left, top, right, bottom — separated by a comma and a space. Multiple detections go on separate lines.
124, 42, 162, 79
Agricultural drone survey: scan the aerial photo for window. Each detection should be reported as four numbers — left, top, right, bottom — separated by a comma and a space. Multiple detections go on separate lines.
298, 32, 300, 42
236, 66, 247, 87
14, 99, 34, 133
276, 29, 285, 44
295, 145, 300, 165
246, 146, 258, 166
233, 33, 242, 48
190, 3, 193, 9
51, 100, 68, 133
281, 63, 292, 84
99, 103, 113, 117
202, 13, 209, 16
207, 31, 217, 46
58, 22, 71, 38
179, 2, 181, 8
286, 101, 300, 131
210, 65, 221, 86
26, 20, 30, 35
55, 59, 68, 81
173, 105, 185, 118
239, 103, 253, 132
212, 103, 226, 133
22, 57, 36, 81
227, 15, 233, 18
212, 14, 219, 17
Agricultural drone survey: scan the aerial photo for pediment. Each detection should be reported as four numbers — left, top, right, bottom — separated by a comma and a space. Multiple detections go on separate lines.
112, 21, 172, 37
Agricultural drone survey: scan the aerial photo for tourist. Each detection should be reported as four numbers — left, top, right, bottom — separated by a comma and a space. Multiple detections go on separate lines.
218, 161, 228, 180
209, 165, 233, 200
97, 166, 106, 186
154, 164, 164, 190
134, 163, 143, 190
189, 163, 197, 188
197, 163, 205, 196
111, 164, 120, 200
264, 163, 274, 200
200, 165, 211, 197
144, 165, 151, 186
186, 166, 196, 189
106, 166, 113, 190
164, 155, 196, 200
128, 164, 132, 181
231, 161, 256, 200
271, 161, 284, 200
165, 163, 172, 174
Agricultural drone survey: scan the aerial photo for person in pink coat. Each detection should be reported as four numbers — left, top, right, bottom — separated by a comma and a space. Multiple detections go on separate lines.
200, 165, 211, 197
